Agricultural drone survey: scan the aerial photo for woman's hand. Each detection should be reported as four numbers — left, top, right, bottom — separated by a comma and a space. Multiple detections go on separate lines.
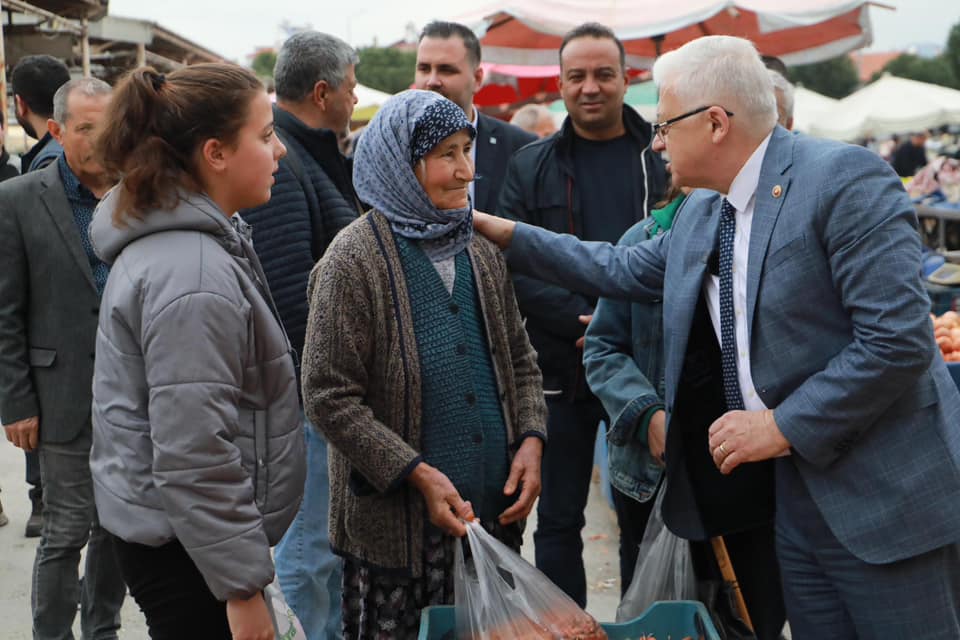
499, 437, 544, 525
226, 592, 274, 640
409, 462, 475, 537
473, 211, 516, 250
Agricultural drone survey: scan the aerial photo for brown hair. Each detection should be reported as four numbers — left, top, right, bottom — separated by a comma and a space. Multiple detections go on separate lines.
96, 63, 263, 224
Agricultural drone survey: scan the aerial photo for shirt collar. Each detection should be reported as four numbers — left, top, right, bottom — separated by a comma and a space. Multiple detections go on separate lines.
57, 153, 98, 203
724, 130, 773, 212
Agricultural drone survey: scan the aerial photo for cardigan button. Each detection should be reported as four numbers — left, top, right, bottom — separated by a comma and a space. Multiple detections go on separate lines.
472, 433, 483, 444
465, 393, 476, 405
456, 344, 467, 356
449, 303, 460, 314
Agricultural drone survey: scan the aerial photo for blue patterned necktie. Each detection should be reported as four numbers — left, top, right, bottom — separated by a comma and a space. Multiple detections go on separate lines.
719, 198, 745, 411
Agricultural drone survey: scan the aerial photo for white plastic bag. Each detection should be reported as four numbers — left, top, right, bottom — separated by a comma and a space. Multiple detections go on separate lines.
263, 578, 307, 640
616, 487, 697, 622
455, 520, 607, 640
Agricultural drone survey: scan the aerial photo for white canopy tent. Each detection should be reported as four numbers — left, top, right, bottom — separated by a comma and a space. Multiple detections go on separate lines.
791, 86, 839, 133
808, 75, 960, 141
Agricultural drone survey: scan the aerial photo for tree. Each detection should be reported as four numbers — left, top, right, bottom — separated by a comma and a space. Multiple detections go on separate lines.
356, 47, 417, 95
876, 53, 957, 89
946, 21, 960, 88
252, 50, 278, 79
788, 56, 859, 98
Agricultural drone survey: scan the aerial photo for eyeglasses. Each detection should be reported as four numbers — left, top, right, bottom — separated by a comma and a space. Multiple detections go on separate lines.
653, 105, 734, 143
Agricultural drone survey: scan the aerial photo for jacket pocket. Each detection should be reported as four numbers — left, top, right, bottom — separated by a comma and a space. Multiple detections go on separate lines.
28, 348, 57, 368
765, 234, 807, 271
253, 410, 268, 509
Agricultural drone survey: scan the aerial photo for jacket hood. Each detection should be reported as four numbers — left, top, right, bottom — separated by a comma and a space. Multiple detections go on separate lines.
90, 187, 242, 266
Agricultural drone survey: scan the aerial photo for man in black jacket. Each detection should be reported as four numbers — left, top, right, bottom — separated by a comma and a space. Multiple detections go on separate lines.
497, 23, 666, 607
239, 31, 360, 640
415, 21, 537, 213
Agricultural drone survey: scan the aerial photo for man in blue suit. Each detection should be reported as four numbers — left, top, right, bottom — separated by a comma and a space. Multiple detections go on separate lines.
475, 35, 960, 638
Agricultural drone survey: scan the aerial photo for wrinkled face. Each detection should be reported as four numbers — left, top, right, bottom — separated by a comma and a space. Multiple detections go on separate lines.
325, 64, 358, 134
559, 36, 627, 135
415, 37, 482, 115
221, 91, 287, 210
652, 89, 712, 189
52, 92, 110, 179
414, 129, 474, 210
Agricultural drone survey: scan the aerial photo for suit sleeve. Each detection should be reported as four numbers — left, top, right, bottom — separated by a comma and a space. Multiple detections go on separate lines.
506, 222, 668, 302
496, 152, 597, 339
0, 191, 38, 423
774, 147, 936, 468
142, 292, 273, 602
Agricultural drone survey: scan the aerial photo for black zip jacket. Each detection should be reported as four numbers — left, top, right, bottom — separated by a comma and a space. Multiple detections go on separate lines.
497, 106, 667, 401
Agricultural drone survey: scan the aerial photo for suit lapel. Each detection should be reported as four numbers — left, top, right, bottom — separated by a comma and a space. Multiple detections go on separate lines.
474, 114, 496, 212
746, 128, 794, 330
38, 163, 97, 292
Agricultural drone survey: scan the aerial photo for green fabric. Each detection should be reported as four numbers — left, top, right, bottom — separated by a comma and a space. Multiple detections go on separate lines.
396, 237, 509, 522
649, 193, 685, 237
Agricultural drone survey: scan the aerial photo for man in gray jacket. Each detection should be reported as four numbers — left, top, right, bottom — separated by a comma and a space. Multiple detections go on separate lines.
0, 78, 126, 639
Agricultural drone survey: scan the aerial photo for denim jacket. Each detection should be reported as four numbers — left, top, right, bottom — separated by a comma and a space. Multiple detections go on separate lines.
582, 196, 682, 502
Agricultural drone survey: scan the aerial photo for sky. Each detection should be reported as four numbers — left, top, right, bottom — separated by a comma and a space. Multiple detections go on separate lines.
108, 0, 960, 64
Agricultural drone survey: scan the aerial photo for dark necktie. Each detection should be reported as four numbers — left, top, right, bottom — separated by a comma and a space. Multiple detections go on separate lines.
719, 198, 745, 411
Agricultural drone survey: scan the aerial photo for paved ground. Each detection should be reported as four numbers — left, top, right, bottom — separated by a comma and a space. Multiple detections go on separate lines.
0, 439, 622, 639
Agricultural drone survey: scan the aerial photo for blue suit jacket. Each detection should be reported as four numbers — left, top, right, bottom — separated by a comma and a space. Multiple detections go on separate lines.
507, 126, 960, 564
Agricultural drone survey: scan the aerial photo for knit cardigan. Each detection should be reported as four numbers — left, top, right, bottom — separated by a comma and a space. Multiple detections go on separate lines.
302, 211, 547, 577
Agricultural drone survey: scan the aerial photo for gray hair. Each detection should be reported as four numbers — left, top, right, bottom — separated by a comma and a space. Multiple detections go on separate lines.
510, 104, 552, 133
274, 31, 359, 102
52, 77, 111, 124
768, 68, 795, 126
653, 36, 777, 136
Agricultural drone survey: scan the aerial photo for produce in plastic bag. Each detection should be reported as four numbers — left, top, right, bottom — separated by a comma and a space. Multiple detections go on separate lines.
616, 487, 697, 622
455, 520, 607, 640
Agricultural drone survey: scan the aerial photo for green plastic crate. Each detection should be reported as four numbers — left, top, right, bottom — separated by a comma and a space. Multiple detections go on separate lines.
417, 600, 721, 639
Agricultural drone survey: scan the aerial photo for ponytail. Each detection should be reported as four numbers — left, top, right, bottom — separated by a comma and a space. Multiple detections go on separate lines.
96, 63, 263, 225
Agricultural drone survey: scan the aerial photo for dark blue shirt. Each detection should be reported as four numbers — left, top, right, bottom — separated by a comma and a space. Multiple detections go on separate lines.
58, 154, 109, 296
573, 133, 641, 243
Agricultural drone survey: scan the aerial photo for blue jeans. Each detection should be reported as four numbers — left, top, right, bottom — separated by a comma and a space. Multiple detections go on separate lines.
533, 397, 606, 608
274, 417, 343, 640
34, 428, 126, 640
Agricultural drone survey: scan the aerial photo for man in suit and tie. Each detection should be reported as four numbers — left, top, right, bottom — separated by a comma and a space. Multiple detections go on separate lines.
475, 35, 960, 638
415, 20, 537, 213
0, 77, 127, 639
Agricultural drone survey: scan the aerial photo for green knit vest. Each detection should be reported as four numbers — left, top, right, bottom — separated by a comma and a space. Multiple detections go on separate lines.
395, 237, 510, 523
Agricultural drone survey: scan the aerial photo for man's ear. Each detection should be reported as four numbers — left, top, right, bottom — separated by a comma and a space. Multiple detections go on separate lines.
473, 64, 484, 88
200, 138, 228, 173
313, 80, 330, 111
14, 95, 27, 120
47, 118, 63, 144
708, 106, 731, 144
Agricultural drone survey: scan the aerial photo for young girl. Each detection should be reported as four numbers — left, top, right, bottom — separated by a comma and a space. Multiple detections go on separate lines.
88, 64, 304, 640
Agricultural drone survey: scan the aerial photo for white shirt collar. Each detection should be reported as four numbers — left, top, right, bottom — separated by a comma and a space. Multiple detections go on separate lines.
724, 131, 773, 212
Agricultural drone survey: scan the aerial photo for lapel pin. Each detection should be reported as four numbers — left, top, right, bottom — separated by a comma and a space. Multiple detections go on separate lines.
489, 137, 497, 145
772, 185, 783, 198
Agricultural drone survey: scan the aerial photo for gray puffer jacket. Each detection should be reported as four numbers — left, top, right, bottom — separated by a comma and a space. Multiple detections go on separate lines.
88, 188, 305, 601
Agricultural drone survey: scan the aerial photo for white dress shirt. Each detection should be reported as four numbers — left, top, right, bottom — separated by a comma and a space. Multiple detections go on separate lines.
702, 132, 773, 412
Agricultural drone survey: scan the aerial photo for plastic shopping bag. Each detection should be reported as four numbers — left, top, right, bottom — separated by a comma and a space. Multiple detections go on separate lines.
616, 487, 697, 622
454, 520, 607, 640
263, 578, 307, 640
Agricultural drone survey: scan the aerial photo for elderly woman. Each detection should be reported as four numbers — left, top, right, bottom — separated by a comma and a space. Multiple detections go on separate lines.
302, 90, 547, 639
